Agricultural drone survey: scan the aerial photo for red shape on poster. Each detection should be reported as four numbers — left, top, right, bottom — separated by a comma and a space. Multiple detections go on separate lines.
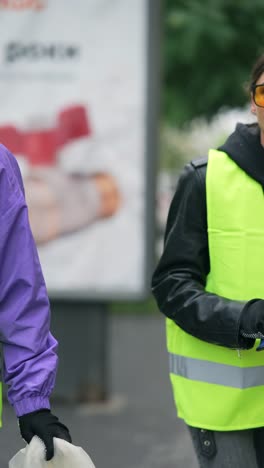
0, 104, 92, 166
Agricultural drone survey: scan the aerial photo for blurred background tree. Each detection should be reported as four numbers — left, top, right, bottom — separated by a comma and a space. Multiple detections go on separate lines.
163, 0, 264, 126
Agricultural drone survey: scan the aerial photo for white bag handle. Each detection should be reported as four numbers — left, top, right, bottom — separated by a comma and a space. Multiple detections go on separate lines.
9, 436, 96, 468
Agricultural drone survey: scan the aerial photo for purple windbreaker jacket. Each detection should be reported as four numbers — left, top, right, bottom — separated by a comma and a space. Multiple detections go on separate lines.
0, 144, 58, 417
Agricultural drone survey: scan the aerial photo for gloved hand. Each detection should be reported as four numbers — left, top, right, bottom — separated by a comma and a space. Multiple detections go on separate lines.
240, 299, 264, 335
18, 409, 72, 461
240, 299, 264, 351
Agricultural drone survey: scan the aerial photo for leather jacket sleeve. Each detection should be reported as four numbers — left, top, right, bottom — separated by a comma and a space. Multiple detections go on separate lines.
151, 161, 254, 350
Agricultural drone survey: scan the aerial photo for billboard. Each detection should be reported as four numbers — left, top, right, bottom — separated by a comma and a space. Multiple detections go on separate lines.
0, 0, 158, 299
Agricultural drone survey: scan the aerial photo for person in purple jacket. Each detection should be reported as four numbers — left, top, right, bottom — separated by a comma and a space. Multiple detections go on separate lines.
0, 144, 71, 460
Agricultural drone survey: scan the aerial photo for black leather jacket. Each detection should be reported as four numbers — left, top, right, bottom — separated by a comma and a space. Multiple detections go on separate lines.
151, 122, 264, 350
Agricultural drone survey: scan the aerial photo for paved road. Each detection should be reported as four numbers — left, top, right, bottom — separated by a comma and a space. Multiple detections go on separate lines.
1, 314, 198, 467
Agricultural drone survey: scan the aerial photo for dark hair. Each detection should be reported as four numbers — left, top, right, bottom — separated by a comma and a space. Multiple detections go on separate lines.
249, 54, 264, 89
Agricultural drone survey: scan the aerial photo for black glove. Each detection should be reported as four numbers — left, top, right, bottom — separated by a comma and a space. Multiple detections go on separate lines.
240, 299, 264, 337
18, 409, 72, 461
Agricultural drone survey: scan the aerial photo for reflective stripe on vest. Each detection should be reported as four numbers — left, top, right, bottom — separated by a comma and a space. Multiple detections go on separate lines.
166, 149, 264, 431
169, 352, 264, 389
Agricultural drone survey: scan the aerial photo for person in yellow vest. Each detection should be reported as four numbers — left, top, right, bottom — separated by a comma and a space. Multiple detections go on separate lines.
152, 53, 264, 467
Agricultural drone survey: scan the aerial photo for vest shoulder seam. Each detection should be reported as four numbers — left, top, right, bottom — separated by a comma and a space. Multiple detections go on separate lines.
191, 156, 208, 169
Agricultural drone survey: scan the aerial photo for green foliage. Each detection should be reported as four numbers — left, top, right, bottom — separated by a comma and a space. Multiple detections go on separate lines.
160, 124, 192, 170
163, 0, 264, 125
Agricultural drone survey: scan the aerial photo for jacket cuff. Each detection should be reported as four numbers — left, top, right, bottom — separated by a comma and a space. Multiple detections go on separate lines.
13, 396, 50, 417
237, 334, 255, 350
237, 299, 262, 350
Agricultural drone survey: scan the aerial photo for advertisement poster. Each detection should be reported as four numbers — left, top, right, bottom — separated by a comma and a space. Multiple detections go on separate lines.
0, 0, 152, 299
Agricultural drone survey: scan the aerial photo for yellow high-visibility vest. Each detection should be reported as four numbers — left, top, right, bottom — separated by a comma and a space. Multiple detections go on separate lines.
166, 149, 264, 430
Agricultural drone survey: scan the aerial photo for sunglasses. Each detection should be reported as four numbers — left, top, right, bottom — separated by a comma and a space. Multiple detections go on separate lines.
252, 83, 264, 108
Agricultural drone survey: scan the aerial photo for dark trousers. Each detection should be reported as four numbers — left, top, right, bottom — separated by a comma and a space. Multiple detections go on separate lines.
188, 426, 264, 468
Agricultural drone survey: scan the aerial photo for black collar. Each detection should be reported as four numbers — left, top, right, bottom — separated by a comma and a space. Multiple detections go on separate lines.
219, 123, 264, 186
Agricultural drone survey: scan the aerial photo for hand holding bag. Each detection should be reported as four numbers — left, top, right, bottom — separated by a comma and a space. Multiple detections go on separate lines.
9, 436, 96, 468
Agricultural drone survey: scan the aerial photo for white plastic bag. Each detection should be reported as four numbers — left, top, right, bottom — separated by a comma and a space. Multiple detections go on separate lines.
9, 436, 96, 468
